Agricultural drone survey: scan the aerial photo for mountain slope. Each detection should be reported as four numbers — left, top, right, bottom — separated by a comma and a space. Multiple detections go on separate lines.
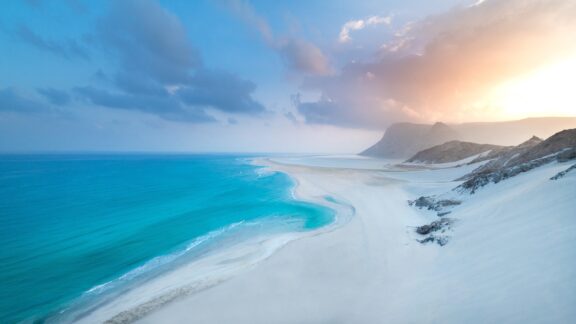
361, 122, 459, 158
466, 136, 543, 170
416, 161, 576, 323
509, 129, 576, 165
406, 141, 505, 164
361, 117, 576, 158
458, 128, 576, 193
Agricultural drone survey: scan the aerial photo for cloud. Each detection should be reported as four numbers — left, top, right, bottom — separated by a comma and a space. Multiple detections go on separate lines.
37, 88, 71, 105
15, 25, 89, 60
113, 71, 169, 97
294, 88, 408, 129
69, 0, 266, 123
75, 86, 216, 123
0, 88, 50, 113
277, 38, 331, 75
297, 0, 576, 129
338, 15, 392, 43
470, 0, 486, 7
218, 0, 274, 44
179, 69, 265, 115
98, 0, 201, 85
296, 99, 345, 126
284, 111, 299, 124
219, 0, 330, 75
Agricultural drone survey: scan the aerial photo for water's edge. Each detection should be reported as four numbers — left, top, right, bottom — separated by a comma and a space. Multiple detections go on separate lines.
47, 157, 354, 324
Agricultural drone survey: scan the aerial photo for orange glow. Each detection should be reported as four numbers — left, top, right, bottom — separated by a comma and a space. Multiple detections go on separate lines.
489, 58, 576, 119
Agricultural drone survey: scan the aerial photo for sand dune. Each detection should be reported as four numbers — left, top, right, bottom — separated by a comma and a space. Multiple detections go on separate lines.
137, 155, 576, 324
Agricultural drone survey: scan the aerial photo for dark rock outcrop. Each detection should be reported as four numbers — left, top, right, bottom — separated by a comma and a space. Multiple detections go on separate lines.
418, 235, 450, 246
416, 218, 454, 235
415, 218, 454, 246
407, 128, 576, 248
463, 136, 543, 175
508, 129, 576, 166
550, 163, 576, 180
458, 129, 576, 193
458, 155, 559, 193
409, 196, 461, 214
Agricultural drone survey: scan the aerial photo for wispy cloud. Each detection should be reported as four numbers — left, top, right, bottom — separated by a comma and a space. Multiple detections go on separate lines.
338, 15, 392, 43
277, 38, 330, 75
470, 0, 486, 7
15, 25, 89, 60
219, 0, 331, 75
218, 0, 274, 44
37, 88, 71, 105
0, 88, 51, 113
178, 69, 265, 115
297, 0, 576, 129
74, 86, 216, 123
97, 0, 201, 85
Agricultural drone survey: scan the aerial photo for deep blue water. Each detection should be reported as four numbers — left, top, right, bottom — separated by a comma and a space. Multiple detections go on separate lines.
0, 154, 334, 323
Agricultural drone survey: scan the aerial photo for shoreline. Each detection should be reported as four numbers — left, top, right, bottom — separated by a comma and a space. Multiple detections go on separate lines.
253, 157, 357, 228
60, 156, 351, 324
64, 155, 576, 324
137, 156, 437, 323
138, 156, 576, 324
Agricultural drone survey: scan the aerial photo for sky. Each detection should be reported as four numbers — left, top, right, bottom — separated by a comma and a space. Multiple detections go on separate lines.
1, 0, 575, 153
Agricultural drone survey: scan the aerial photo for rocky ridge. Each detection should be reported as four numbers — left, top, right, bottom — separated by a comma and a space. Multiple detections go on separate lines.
361, 117, 576, 159
458, 129, 576, 193
405, 140, 505, 164
407, 128, 576, 246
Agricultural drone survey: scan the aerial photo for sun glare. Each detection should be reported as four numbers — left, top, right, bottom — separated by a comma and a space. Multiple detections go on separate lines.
490, 58, 576, 119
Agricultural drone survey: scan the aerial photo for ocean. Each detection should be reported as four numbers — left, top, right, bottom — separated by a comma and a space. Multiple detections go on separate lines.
0, 154, 335, 323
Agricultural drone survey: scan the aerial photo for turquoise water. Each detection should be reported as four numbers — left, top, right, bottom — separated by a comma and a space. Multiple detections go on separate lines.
0, 154, 334, 323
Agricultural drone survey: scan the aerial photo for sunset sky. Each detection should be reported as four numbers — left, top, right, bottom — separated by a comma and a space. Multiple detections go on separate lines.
1, 0, 575, 153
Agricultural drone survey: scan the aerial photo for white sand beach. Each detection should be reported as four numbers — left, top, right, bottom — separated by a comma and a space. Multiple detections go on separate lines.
5, 1, 576, 322
66, 155, 576, 324
131, 156, 576, 324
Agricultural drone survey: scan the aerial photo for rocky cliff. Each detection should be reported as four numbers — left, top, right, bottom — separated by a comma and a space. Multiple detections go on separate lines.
361, 117, 576, 159
361, 122, 459, 158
